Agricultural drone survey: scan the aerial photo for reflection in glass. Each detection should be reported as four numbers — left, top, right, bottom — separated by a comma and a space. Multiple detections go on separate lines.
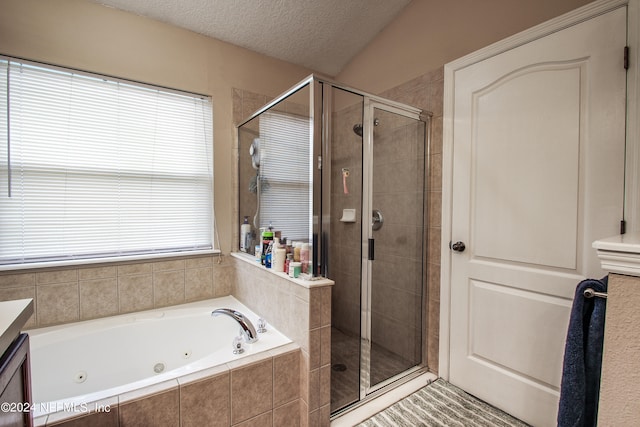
237, 85, 311, 256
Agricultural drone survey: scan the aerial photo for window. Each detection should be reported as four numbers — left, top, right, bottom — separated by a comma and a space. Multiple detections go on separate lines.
0, 57, 214, 268
258, 111, 311, 240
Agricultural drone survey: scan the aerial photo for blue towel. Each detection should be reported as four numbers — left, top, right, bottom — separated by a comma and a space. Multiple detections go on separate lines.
557, 276, 608, 427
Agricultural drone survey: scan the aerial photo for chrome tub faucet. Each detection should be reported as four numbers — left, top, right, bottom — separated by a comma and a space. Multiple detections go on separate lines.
211, 308, 259, 344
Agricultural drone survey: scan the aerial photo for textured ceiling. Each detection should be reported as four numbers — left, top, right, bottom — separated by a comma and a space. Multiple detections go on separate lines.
93, 0, 411, 76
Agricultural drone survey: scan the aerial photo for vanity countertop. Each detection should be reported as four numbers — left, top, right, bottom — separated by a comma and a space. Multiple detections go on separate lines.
0, 299, 33, 357
593, 232, 640, 253
593, 232, 640, 277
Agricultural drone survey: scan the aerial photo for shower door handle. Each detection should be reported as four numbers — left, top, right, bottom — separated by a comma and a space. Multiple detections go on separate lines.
368, 238, 375, 260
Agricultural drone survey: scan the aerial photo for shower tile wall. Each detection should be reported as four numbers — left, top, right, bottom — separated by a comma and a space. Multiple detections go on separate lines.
0, 255, 233, 328
232, 82, 442, 374
378, 67, 444, 373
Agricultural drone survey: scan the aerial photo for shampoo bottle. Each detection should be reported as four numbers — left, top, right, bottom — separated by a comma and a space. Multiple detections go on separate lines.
240, 216, 251, 252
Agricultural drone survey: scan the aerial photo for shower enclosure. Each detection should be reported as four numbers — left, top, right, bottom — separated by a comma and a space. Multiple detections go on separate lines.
237, 75, 430, 415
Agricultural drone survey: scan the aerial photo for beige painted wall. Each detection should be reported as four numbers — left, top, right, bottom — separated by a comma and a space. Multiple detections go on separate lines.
598, 273, 640, 424
0, 0, 314, 254
337, 0, 593, 94
0, 0, 598, 258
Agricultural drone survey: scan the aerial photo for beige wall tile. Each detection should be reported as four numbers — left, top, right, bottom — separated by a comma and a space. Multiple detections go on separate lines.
79, 278, 118, 320
230, 359, 273, 424
273, 400, 300, 427
308, 328, 320, 370
309, 288, 322, 330
320, 287, 331, 327
185, 255, 213, 269
45, 408, 119, 427
232, 411, 272, 427
299, 400, 309, 427
153, 270, 185, 307
117, 262, 152, 276
153, 259, 185, 272
180, 372, 230, 427
213, 264, 234, 297
45, 397, 119, 426
37, 282, 79, 326
0, 273, 35, 288
273, 350, 300, 407
290, 296, 310, 352
319, 404, 331, 427
320, 327, 331, 367
307, 368, 319, 411
119, 389, 179, 427
428, 227, 441, 266
299, 350, 310, 406
307, 408, 320, 427
185, 267, 213, 301
319, 365, 330, 408
36, 269, 77, 285
78, 266, 116, 281
118, 274, 153, 313
431, 115, 443, 155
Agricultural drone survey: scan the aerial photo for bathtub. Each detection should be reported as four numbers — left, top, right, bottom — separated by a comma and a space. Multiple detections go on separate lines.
26, 295, 291, 419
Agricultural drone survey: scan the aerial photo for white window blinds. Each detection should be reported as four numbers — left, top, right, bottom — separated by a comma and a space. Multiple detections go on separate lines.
258, 111, 311, 241
0, 58, 214, 268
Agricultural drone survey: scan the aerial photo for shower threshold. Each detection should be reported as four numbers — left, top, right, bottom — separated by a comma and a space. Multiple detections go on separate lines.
330, 369, 437, 426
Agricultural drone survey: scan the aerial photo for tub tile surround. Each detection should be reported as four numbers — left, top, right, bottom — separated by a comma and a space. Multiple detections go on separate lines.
23, 252, 329, 427
232, 254, 333, 427
37, 343, 302, 427
0, 255, 233, 328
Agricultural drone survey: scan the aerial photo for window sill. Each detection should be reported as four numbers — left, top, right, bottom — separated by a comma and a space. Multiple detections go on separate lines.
0, 249, 222, 272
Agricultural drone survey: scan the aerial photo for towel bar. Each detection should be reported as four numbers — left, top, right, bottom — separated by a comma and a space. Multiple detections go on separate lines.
583, 288, 607, 299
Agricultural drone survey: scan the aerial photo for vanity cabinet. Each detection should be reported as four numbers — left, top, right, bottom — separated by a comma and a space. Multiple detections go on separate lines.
0, 299, 34, 427
0, 333, 32, 427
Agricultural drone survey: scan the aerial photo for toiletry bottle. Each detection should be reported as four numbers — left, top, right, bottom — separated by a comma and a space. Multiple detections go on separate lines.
284, 253, 293, 275
300, 243, 310, 273
274, 245, 286, 273
240, 216, 251, 252
265, 240, 273, 268
261, 229, 274, 266
289, 262, 302, 278
294, 242, 301, 262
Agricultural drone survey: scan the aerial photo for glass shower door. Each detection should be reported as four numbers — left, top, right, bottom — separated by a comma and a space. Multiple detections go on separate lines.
328, 90, 427, 414
328, 86, 364, 412
362, 105, 426, 394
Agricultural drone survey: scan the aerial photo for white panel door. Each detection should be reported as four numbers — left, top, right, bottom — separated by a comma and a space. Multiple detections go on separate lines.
448, 6, 626, 426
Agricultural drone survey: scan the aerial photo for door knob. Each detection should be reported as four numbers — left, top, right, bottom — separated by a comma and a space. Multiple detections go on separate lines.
450, 241, 466, 252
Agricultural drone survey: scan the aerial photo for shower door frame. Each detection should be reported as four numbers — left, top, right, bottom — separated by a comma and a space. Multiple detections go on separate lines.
318, 77, 431, 411
359, 98, 428, 399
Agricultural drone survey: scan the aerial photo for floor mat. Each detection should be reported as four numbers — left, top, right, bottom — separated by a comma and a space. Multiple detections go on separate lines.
357, 378, 530, 427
